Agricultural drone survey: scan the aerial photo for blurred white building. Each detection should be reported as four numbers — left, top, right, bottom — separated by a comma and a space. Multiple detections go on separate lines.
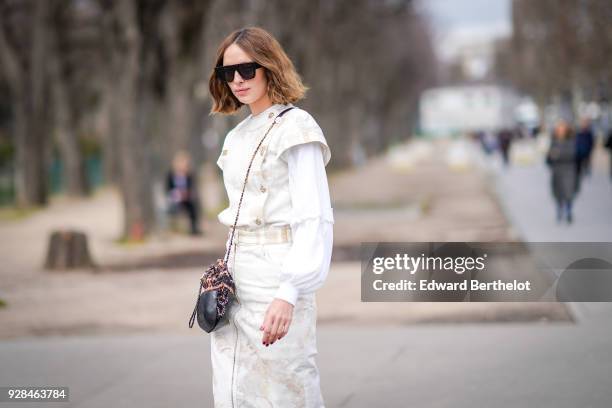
419, 85, 521, 137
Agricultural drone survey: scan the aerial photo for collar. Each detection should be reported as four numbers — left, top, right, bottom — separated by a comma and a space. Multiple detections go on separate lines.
240, 103, 294, 132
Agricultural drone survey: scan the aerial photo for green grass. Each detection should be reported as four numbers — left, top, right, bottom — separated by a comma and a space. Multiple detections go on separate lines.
0, 205, 41, 222
114, 236, 147, 246
419, 195, 433, 215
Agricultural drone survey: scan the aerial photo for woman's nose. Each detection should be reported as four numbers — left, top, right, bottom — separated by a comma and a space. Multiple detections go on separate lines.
232, 70, 244, 83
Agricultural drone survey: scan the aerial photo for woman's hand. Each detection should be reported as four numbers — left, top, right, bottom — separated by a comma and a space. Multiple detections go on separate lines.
260, 298, 294, 346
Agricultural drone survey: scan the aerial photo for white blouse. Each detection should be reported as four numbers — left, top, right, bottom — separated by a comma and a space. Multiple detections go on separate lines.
274, 142, 334, 306
218, 103, 334, 306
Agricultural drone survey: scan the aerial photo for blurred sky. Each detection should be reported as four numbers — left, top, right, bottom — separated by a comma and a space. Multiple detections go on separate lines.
417, 0, 512, 61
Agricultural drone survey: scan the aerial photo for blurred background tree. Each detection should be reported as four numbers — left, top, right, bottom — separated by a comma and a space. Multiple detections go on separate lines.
0, 0, 436, 240
500, 0, 612, 119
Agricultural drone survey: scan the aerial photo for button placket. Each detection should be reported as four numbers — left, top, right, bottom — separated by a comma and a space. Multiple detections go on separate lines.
253, 125, 273, 228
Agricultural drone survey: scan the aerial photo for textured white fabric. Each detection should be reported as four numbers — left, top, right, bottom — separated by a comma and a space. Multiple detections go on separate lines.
216, 103, 334, 305
212, 103, 332, 407
216, 103, 331, 230
211, 243, 324, 407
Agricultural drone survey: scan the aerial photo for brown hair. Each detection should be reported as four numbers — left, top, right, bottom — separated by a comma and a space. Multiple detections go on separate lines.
208, 27, 308, 115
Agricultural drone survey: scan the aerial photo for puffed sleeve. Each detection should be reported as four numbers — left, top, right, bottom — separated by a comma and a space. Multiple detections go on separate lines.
274, 109, 331, 167
273, 141, 334, 306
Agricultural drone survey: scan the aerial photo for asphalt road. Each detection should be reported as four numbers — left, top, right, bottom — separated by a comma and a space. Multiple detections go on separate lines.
1, 321, 611, 408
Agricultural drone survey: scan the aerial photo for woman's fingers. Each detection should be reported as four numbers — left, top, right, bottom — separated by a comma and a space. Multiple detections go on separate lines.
261, 313, 274, 345
276, 315, 290, 341
277, 323, 287, 341
280, 315, 292, 339
272, 315, 292, 343
261, 299, 295, 346
269, 316, 282, 345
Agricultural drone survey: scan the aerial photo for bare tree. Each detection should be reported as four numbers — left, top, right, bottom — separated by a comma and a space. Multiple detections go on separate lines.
0, 0, 51, 207
0, 0, 437, 240
47, 0, 90, 197
505, 0, 612, 117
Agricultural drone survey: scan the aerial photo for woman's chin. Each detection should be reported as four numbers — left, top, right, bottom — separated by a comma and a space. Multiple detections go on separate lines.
234, 93, 250, 103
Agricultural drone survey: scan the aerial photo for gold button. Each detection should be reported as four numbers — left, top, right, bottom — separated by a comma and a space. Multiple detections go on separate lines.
255, 218, 262, 225
268, 112, 274, 119
260, 185, 267, 193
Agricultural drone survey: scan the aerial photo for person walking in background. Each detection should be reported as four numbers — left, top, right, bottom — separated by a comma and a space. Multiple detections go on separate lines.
575, 117, 594, 179
166, 151, 201, 235
497, 128, 513, 166
546, 120, 580, 224
605, 129, 612, 181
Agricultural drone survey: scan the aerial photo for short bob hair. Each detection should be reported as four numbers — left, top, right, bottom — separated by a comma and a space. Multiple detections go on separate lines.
209, 27, 308, 115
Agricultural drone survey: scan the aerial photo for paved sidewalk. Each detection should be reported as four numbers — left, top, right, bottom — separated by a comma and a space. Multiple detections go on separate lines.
1, 321, 611, 408
483, 140, 612, 322
330, 139, 515, 244
487, 144, 612, 242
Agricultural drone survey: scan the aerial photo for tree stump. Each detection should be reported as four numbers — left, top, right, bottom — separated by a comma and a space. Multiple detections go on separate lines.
45, 230, 96, 270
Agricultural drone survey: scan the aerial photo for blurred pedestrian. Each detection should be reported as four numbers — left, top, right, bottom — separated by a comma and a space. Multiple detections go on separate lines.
605, 129, 612, 181
477, 130, 496, 155
546, 120, 580, 224
166, 151, 201, 235
497, 128, 513, 166
575, 117, 594, 179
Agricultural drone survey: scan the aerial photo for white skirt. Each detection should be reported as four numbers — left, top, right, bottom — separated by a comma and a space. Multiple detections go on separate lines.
210, 239, 325, 408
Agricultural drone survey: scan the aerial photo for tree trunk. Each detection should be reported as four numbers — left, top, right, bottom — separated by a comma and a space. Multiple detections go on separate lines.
113, 0, 155, 240
0, 0, 50, 207
48, 51, 89, 197
45, 229, 96, 270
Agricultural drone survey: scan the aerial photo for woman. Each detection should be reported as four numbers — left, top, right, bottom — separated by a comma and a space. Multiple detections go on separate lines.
546, 120, 579, 224
166, 151, 200, 235
207, 27, 333, 407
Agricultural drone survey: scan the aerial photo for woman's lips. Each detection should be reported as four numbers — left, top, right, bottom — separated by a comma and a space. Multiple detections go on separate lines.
235, 88, 249, 95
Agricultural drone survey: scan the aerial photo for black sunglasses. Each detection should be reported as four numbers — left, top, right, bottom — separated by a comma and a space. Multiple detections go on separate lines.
215, 62, 262, 82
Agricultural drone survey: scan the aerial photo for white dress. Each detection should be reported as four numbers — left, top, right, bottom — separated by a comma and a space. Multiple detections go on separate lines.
211, 103, 334, 407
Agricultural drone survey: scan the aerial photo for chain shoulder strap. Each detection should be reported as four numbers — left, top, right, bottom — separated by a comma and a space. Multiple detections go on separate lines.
222, 106, 295, 265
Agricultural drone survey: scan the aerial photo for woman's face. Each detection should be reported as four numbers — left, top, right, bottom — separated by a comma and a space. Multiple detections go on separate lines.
222, 43, 267, 105
554, 121, 569, 140
172, 155, 189, 174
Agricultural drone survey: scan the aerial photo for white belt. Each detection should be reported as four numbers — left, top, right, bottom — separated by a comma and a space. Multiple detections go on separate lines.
229, 225, 293, 245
